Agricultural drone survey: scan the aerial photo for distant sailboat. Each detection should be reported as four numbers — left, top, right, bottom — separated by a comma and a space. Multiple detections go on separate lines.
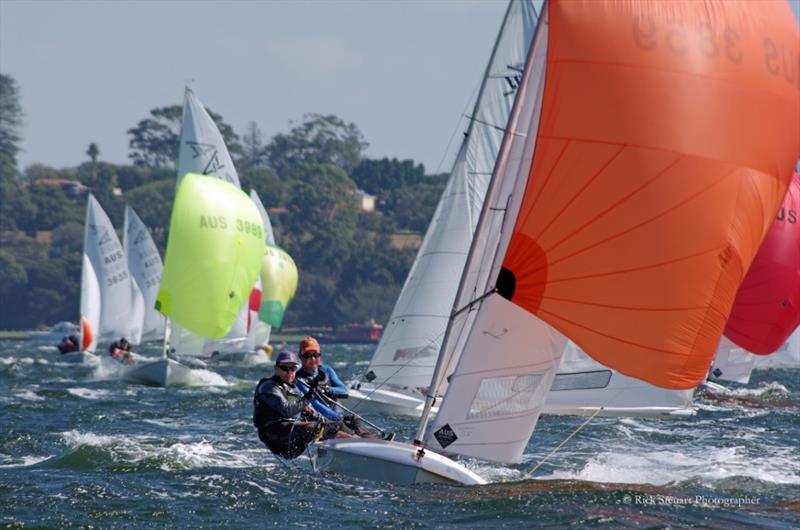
210, 189, 298, 364
709, 170, 800, 384
74, 194, 144, 363
169, 87, 258, 359
123, 205, 165, 343
244, 189, 298, 360
349, 0, 540, 416
127, 173, 264, 385
315, 0, 798, 485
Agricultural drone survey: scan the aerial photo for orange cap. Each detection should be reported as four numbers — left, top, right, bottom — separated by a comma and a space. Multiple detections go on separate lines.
299, 336, 320, 354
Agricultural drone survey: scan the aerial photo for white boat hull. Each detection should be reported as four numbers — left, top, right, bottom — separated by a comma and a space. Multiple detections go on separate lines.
314, 438, 486, 485
124, 358, 192, 387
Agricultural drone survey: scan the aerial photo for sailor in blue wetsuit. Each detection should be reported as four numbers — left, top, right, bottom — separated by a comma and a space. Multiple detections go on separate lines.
295, 336, 380, 438
252, 351, 355, 459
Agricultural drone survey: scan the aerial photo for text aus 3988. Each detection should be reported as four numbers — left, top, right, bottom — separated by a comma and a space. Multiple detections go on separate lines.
198, 215, 263, 240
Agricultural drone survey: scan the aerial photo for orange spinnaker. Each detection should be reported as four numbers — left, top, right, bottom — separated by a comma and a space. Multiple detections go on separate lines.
80, 316, 93, 352
502, 0, 799, 389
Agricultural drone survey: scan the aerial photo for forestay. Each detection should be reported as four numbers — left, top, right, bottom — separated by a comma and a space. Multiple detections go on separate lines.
366, 0, 542, 389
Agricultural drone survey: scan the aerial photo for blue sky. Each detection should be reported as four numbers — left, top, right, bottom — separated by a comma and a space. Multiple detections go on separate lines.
2, 1, 798, 175
1, 0, 510, 174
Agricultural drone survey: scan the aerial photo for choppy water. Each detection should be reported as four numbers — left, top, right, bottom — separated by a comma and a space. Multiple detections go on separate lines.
1, 340, 798, 529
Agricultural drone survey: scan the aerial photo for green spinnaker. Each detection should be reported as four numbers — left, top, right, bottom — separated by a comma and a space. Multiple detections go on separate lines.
259, 243, 298, 328
156, 173, 264, 338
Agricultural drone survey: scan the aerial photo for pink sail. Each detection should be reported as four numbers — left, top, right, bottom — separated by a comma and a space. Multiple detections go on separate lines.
724, 171, 800, 354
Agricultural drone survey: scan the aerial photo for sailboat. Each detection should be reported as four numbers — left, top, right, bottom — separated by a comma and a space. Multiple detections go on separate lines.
72, 194, 144, 363
123, 205, 165, 344
708, 169, 800, 384
349, 0, 540, 416
167, 87, 259, 360
314, 0, 798, 485
210, 189, 298, 364
126, 173, 265, 385
543, 342, 695, 418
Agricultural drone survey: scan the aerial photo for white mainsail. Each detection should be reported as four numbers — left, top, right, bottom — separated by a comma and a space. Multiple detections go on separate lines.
421, 7, 566, 463
176, 88, 240, 188
708, 336, 759, 384
365, 0, 541, 390
123, 205, 165, 343
81, 194, 144, 351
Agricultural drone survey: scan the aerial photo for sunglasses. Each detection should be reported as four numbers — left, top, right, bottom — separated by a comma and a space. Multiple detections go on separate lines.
301, 352, 321, 359
277, 364, 297, 372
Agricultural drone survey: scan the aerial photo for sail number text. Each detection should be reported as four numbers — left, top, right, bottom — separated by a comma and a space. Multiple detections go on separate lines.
632, 17, 798, 87
200, 215, 263, 239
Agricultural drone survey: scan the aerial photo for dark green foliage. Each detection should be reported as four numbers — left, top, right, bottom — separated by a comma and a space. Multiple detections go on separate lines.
0, 154, 36, 231
240, 166, 283, 208
351, 157, 426, 196
0, 251, 27, 299
127, 104, 242, 169
0, 73, 23, 162
334, 282, 402, 327
265, 114, 368, 179
24, 184, 83, 231
2, 103, 447, 330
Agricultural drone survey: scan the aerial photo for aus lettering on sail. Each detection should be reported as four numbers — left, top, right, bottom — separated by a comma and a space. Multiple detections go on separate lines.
199, 214, 264, 240
776, 207, 797, 224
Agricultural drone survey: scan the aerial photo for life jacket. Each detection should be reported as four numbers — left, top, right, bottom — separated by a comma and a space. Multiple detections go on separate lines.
298, 368, 331, 395
252, 376, 303, 429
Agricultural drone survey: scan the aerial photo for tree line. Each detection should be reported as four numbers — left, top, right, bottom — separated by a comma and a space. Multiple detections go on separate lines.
0, 73, 448, 330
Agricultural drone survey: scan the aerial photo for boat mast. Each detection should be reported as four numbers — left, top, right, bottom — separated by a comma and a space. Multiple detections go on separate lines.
413, 0, 543, 446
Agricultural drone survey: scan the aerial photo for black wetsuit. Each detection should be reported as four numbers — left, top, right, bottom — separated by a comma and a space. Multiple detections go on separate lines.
252, 375, 340, 458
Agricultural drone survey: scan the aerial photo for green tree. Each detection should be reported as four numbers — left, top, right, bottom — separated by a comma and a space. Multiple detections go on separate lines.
86, 142, 99, 163
124, 179, 175, 251
0, 154, 36, 231
351, 157, 426, 197
241, 121, 265, 169
24, 184, 83, 231
241, 166, 284, 209
265, 114, 368, 179
0, 250, 27, 300
0, 73, 23, 162
334, 282, 401, 326
391, 182, 447, 232
127, 104, 241, 169
283, 164, 358, 274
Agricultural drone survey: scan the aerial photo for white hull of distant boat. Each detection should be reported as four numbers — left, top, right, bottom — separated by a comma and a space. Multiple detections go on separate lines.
124, 358, 192, 387
314, 438, 485, 485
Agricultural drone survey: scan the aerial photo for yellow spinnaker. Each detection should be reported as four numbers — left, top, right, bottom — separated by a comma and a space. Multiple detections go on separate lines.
155, 173, 264, 338
259, 243, 298, 328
